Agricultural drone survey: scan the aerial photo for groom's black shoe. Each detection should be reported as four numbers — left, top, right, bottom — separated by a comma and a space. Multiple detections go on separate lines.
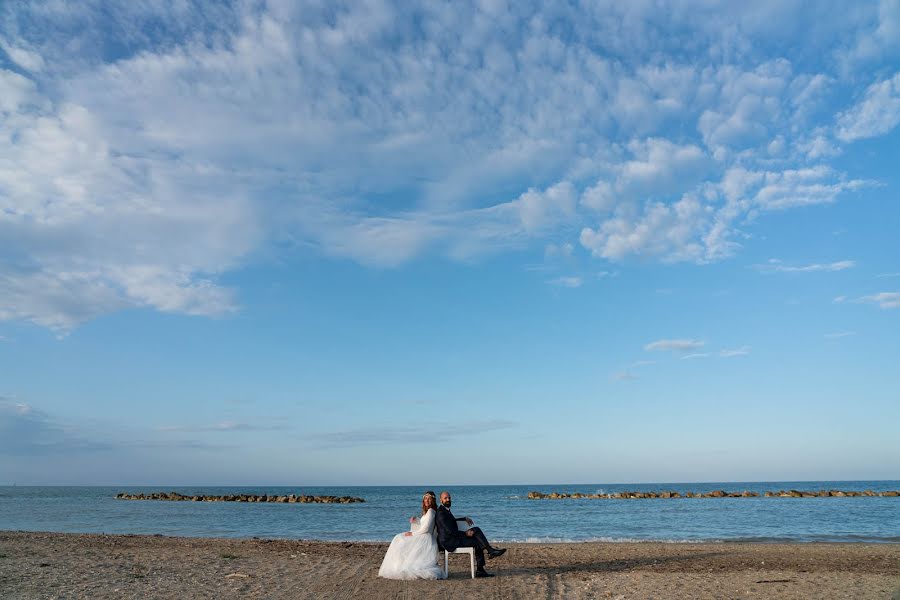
474, 568, 494, 578
488, 548, 507, 559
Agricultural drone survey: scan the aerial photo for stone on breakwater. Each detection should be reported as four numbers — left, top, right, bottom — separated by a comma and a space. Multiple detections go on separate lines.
116, 492, 365, 504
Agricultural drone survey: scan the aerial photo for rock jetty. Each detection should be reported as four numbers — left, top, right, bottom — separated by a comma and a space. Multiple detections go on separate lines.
115, 492, 365, 503
527, 489, 900, 500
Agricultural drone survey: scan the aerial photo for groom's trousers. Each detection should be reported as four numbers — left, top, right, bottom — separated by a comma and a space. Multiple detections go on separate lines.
451, 526, 491, 569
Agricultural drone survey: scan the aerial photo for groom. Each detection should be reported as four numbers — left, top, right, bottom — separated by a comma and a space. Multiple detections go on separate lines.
435, 490, 506, 578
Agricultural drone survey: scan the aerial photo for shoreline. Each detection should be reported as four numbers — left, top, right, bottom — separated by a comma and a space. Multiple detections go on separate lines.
4, 528, 900, 545
2, 531, 898, 599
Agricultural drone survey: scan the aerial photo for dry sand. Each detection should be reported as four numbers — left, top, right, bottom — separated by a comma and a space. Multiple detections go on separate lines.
1, 531, 898, 599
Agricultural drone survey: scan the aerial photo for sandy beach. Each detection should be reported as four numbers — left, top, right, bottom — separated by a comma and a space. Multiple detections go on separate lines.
1, 531, 898, 599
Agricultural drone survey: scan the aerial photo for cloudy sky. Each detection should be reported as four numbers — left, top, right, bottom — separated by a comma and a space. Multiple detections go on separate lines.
1, 0, 898, 485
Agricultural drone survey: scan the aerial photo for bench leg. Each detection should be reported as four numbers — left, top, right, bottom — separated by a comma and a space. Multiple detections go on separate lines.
470, 550, 475, 579
444, 551, 449, 578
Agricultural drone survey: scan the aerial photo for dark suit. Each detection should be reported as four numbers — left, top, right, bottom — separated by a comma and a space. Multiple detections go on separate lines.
435, 504, 491, 569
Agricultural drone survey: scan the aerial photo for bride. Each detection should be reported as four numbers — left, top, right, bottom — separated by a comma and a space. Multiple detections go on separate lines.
378, 490, 446, 580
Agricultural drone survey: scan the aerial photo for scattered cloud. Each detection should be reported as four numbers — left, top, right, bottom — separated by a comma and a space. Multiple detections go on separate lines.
877, 272, 900, 278
681, 353, 711, 360
580, 138, 710, 213
581, 193, 714, 263
834, 291, 900, 309
158, 421, 288, 433
305, 419, 516, 448
836, 1, 900, 71
0, 398, 110, 455
824, 331, 856, 339
0, 398, 233, 456
858, 291, 900, 309
0, 3, 896, 331
743, 167, 870, 211
645, 339, 705, 352
0, 40, 44, 72
517, 182, 577, 232
547, 276, 584, 288
754, 259, 856, 273
720, 346, 751, 357
836, 72, 900, 142
544, 243, 574, 260
630, 360, 656, 368
613, 372, 640, 381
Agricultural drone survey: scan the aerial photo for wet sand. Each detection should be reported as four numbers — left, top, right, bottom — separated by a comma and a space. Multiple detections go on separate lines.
1, 531, 898, 599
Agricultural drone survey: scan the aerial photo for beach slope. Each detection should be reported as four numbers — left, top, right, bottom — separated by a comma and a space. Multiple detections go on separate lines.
1, 531, 898, 599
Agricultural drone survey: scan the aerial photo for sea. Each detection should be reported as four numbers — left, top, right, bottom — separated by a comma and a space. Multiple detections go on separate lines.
1, 481, 899, 543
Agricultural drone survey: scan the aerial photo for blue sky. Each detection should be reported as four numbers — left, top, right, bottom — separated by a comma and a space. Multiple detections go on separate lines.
1, 1, 898, 485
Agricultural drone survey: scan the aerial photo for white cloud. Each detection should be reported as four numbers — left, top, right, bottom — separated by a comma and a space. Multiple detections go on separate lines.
681, 353, 711, 360
517, 181, 577, 232
836, 1, 900, 72
0, 63, 260, 330
580, 180, 616, 213
547, 276, 583, 288
859, 292, 900, 309
824, 331, 856, 339
0, 2, 896, 331
581, 194, 712, 262
158, 421, 287, 433
752, 167, 869, 210
630, 360, 656, 367
306, 419, 516, 448
697, 60, 792, 154
716, 166, 869, 214
796, 132, 841, 159
0, 40, 44, 72
720, 346, 751, 357
644, 339, 705, 352
613, 372, 639, 381
0, 270, 126, 331
0, 398, 233, 457
581, 138, 710, 212
580, 161, 869, 264
544, 242, 574, 259
836, 72, 900, 141
754, 259, 856, 273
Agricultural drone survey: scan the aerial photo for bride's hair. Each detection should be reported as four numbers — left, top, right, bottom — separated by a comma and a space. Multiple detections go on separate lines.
421, 490, 436, 515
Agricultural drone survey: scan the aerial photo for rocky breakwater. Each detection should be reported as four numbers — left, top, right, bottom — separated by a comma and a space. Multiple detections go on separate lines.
115, 492, 365, 503
528, 489, 900, 500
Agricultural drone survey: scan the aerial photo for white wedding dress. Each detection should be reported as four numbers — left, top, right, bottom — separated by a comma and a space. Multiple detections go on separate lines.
377, 507, 446, 580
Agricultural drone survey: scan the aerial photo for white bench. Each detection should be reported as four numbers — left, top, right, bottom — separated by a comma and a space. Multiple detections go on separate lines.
442, 546, 475, 579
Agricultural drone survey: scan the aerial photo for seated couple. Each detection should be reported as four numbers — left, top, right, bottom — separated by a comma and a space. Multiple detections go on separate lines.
377, 490, 506, 579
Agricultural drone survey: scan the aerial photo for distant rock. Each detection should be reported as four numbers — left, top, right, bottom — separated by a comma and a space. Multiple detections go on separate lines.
115, 492, 365, 504
523, 488, 899, 500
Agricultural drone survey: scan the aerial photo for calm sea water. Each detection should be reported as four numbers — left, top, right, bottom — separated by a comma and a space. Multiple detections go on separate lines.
1, 482, 899, 543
